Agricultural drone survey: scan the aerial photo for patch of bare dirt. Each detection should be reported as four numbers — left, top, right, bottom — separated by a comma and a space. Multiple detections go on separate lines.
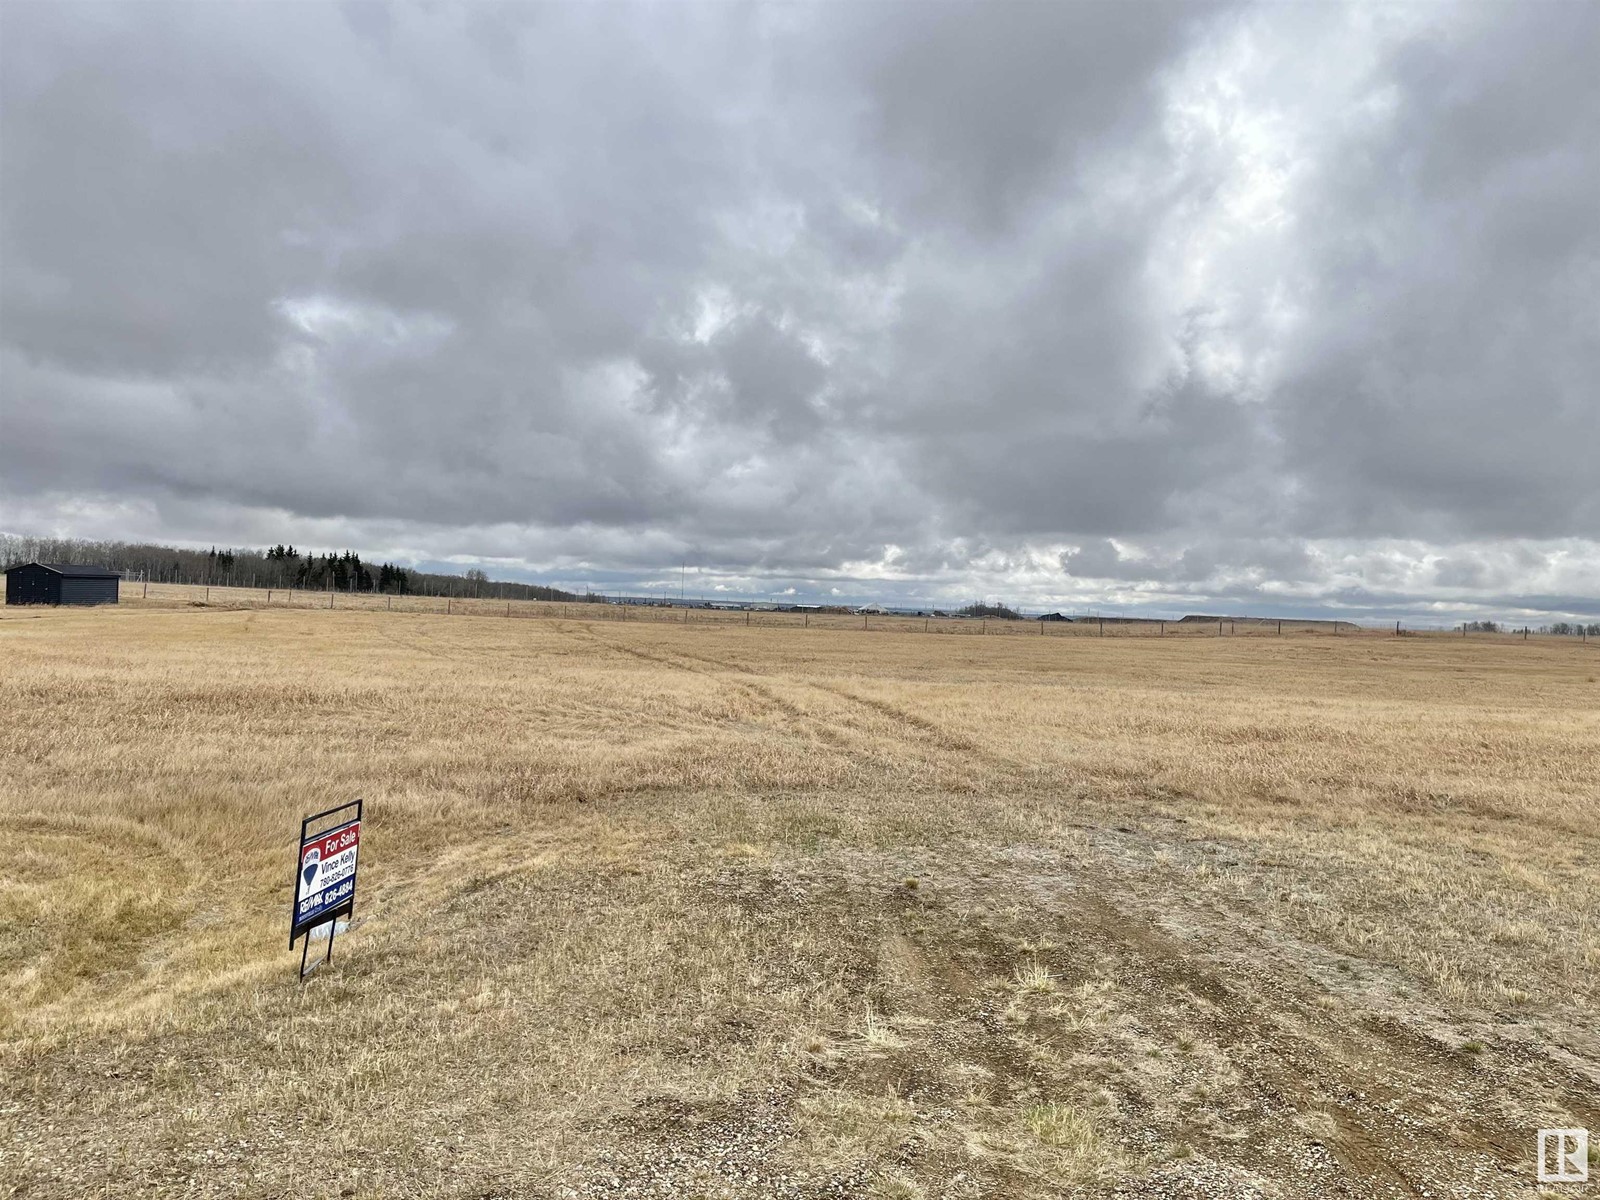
691, 831, 1599, 1198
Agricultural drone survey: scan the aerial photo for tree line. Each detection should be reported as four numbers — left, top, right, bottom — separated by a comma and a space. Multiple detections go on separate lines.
0, 534, 590, 602
261, 545, 408, 594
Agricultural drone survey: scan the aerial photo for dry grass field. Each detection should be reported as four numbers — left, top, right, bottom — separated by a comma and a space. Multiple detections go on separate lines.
2, 595, 1597, 1198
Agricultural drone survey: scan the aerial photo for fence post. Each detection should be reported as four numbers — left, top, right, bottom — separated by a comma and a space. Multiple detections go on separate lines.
1099, 618, 1104, 637
746, 610, 750, 626
982, 619, 986, 635
507, 602, 511, 618
864, 613, 868, 631
447, 598, 451, 615
143, 580, 148, 599
1218, 620, 1223, 637
329, 590, 334, 609
1277, 620, 1282, 636
1160, 621, 1165, 636
205, 586, 209, 602
1396, 620, 1401, 636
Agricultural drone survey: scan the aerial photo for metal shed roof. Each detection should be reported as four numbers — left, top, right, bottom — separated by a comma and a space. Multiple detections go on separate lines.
4, 562, 122, 578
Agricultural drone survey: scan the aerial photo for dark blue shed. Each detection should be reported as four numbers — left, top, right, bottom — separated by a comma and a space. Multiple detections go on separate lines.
4, 562, 121, 606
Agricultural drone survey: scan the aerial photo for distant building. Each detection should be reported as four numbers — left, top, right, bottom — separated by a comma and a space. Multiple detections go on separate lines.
5, 562, 121, 606
1037, 612, 1071, 621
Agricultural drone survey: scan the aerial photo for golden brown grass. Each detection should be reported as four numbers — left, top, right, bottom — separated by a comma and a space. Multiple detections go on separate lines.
2, 597, 1597, 1197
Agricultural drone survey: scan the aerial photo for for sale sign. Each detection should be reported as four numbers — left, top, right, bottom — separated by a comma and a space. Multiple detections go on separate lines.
290, 800, 363, 948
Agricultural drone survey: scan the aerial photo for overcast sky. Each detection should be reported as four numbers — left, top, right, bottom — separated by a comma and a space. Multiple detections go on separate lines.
2, 1, 1597, 620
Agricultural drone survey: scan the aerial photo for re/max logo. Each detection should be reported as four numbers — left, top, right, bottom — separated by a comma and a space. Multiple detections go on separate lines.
299, 877, 353, 917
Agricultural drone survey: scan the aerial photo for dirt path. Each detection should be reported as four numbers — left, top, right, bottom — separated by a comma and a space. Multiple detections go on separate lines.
7, 820, 1595, 1199
505, 825, 1596, 1200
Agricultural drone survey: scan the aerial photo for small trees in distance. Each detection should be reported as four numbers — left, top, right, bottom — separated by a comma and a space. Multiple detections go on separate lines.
1461, 620, 1599, 636
961, 602, 1022, 620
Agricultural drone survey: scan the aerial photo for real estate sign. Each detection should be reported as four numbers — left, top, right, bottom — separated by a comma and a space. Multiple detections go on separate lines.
294, 819, 360, 935
290, 800, 363, 965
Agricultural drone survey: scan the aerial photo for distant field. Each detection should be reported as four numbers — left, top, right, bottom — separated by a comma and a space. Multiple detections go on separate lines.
2, 602, 1597, 1198
119, 579, 1550, 640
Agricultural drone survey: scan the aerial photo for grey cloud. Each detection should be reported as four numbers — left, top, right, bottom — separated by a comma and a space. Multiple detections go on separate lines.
826, 1, 1227, 232
1061, 537, 1315, 588
1272, 4, 1600, 541
0, 9, 359, 376
1433, 558, 1487, 590
1, 1, 1596, 618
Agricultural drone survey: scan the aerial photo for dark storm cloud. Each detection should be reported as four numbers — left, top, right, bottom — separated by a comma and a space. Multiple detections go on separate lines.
1271, 4, 1600, 541
1, 0, 1596, 617
817, 0, 1225, 231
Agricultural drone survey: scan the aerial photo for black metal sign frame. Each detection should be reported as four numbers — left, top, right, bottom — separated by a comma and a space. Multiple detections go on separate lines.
290, 798, 363, 980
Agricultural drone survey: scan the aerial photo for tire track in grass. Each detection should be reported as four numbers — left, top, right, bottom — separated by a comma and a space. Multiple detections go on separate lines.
556, 625, 883, 771
640, 637, 1028, 783
579, 628, 1004, 781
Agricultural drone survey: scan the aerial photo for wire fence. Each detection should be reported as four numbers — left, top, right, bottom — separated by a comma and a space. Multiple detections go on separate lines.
100, 581, 1598, 644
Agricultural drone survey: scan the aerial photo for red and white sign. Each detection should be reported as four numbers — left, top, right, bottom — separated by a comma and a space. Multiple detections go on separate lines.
294, 820, 360, 932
